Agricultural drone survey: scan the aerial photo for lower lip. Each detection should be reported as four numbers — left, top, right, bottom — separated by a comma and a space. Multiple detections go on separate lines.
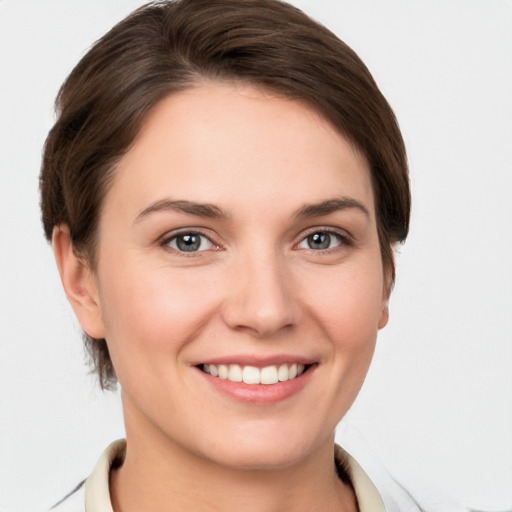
196, 366, 315, 404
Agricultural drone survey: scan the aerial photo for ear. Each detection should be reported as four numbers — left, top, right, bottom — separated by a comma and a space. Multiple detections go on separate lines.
378, 297, 389, 330
52, 225, 106, 339
378, 270, 392, 330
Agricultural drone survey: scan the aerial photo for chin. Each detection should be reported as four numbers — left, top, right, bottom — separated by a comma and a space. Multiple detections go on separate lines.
197, 425, 328, 471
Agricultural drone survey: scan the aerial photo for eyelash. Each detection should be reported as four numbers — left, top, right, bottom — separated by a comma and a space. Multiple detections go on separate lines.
160, 230, 219, 256
159, 227, 353, 255
295, 227, 353, 253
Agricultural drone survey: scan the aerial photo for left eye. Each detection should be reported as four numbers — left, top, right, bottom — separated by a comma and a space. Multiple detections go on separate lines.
165, 233, 213, 252
298, 231, 343, 251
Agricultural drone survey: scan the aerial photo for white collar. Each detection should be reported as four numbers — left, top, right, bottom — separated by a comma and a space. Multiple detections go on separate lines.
84, 439, 385, 512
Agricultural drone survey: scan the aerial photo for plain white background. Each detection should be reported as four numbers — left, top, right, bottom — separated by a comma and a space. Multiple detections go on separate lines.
0, 1, 511, 511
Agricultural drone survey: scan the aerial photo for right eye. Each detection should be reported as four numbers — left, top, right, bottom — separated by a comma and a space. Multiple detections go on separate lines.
297, 231, 343, 251
164, 232, 214, 253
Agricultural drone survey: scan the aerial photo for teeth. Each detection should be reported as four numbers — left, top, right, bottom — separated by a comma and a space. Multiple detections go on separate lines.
202, 363, 307, 385
277, 363, 289, 381
228, 364, 243, 382
260, 365, 278, 384
242, 366, 260, 384
218, 364, 228, 379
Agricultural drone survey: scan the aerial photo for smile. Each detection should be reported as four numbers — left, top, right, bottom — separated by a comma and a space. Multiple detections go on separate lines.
201, 363, 307, 385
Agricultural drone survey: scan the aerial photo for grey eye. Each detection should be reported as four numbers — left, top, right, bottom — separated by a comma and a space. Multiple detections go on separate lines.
298, 231, 341, 251
167, 233, 213, 252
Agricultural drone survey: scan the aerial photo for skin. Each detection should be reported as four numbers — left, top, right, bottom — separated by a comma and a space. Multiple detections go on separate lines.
53, 82, 390, 512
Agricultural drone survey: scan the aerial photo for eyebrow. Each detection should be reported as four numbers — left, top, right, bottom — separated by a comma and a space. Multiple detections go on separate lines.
134, 196, 369, 224
134, 199, 228, 223
295, 197, 370, 219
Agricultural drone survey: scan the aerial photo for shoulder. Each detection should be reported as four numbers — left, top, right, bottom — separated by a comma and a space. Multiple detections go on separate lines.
49, 481, 85, 512
336, 423, 469, 512
49, 439, 125, 512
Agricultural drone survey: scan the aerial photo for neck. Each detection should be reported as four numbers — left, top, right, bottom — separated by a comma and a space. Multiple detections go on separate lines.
111, 401, 357, 512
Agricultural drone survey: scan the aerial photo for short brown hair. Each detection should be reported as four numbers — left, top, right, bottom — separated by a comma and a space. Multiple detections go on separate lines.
40, 0, 410, 389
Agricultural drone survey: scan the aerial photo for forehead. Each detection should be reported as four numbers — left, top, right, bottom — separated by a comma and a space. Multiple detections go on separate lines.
108, 82, 374, 219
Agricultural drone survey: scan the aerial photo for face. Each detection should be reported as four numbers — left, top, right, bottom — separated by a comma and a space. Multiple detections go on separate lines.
80, 82, 389, 469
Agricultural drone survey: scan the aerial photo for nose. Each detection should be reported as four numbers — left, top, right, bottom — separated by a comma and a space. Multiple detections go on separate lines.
221, 248, 298, 338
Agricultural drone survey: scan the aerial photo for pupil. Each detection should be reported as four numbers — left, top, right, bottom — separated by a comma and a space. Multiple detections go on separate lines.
177, 234, 200, 252
308, 232, 330, 250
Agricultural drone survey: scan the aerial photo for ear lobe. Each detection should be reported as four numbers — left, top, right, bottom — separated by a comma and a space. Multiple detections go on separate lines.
378, 301, 389, 330
378, 262, 394, 330
52, 225, 106, 339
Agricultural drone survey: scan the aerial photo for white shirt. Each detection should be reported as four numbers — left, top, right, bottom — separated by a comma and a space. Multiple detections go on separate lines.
50, 429, 468, 512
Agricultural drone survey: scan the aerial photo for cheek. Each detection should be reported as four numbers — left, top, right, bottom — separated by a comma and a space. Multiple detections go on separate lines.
302, 258, 384, 387
303, 260, 386, 340
292, 261, 385, 426
96, 264, 220, 373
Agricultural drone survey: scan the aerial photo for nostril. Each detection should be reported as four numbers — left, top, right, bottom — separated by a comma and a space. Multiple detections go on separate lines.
220, 266, 297, 337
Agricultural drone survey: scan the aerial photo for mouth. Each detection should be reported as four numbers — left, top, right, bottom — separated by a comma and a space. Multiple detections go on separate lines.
195, 358, 317, 403
199, 362, 310, 385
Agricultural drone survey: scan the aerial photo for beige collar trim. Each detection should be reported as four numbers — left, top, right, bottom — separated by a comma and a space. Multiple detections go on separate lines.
85, 439, 385, 512
85, 439, 125, 512
335, 444, 386, 512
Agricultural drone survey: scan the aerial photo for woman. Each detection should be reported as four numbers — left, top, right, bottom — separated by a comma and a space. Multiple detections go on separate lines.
39, 1, 461, 511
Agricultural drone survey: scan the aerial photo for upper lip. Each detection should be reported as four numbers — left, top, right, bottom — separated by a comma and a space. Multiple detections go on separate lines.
192, 354, 317, 367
